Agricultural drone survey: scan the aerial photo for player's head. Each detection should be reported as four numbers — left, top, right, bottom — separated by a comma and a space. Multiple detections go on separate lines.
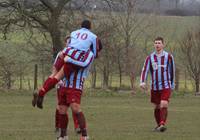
81, 20, 91, 30
154, 36, 164, 53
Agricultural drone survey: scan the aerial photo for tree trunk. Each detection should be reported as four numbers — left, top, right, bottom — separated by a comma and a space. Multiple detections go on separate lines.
119, 69, 122, 88
34, 64, 38, 90
27, 77, 31, 90
41, 61, 45, 83
156, 0, 161, 14
109, 74, 112, 88
175, 0, 179, 9
103, 65, 109, 89
117, 50, 122, 88
91, 64, 97, 88
50, 23, 63, 58
195, 78, 199, 93
19, 64, 23, 90
175, 68, 180, 91
184, 69, 187, 90
19, 74, 23, 90
6, 72, 12, 89
130, 70, 136, 95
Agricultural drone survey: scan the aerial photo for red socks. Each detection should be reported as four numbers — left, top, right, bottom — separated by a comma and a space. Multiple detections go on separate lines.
55, 109, 59, 128
39, 77, 59, 96
59, 114, 68, 129
59, 113, 68, 137
76, 112, 87, 136
73, 112, 79, 129
154, 108, 160, 126
160, 107, 168, 125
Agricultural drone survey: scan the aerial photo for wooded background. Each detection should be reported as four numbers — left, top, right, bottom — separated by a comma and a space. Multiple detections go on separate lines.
0, 0, 200, 93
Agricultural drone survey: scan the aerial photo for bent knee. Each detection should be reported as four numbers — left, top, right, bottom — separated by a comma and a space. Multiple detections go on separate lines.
160, 100, 169, 108
70, 103, 81, 113
58, 105, 68, 114
154, 104, 160, 109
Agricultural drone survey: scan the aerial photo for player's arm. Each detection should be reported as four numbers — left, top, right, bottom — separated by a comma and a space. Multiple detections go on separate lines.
90, 36, 103, 58
140, 56, 150, 90
32, 52, 64, 109
64, 51, 94, 68
169, 54, 175, 90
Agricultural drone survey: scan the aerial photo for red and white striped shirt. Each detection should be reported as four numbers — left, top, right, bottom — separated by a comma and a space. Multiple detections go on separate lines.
140, 51, 175, 91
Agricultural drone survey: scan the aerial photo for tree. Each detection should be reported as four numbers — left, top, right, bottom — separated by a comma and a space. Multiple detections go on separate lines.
110, 0, 151, 90
0, 41, 31, 89
179, 29, 200, 93
96, 22, 118, 89
0, 56, 13, 89
175, 0, 180, 9
0, 0, 90, 58
156, 0, 161, 14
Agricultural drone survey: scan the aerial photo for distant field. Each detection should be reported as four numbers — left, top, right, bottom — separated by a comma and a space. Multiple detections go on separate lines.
0, 89, 199, 140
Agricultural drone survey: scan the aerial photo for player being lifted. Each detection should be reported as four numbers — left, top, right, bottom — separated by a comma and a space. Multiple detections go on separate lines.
140, 37, 175, 132
32, 19, 101, 107
32, 20, 102, 140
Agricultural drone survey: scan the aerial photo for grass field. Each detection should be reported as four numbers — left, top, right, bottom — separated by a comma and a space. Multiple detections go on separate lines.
0, 89, 200, 140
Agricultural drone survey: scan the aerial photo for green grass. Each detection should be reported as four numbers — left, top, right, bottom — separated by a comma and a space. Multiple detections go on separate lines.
0, 89, 200, 140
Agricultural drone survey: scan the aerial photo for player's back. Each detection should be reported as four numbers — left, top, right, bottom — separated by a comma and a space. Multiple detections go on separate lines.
68, 28, 97, 52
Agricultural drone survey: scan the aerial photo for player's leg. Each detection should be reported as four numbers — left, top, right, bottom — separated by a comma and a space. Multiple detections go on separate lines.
41, 55, 64, 94
57, 87, 69, 140
71, 103, 88, 140
55, 88, 61, 131
50, 66, 59, 78
38, 66, 65, 96
57, 105, 68, 139
155, 100, 168, 132
159, 100, 168, 126
157, 89, 171, 132
151, 90, 161, 131
39, 62, 78, 95
55, 105, 60, 130
72, 110, 81, 134
67, 89, 88, 140
35, 49, 89, 98
153, 104, 160, 130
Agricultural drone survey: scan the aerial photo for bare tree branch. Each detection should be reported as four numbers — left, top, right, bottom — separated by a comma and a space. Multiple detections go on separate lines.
39, 0, 54, 12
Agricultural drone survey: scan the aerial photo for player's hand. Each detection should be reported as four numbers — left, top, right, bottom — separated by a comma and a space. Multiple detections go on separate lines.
58, 52, 64, 59
64, 56, 69, 62
36, 95, 44, 109
140, 83, 146, 90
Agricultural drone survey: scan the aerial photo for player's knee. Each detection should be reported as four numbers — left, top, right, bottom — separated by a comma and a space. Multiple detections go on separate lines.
56, 105, 60, 110
58, 105, 68, 114
154, 104, 160, 109
70, 103, 81, 113
160, 100, 168, 108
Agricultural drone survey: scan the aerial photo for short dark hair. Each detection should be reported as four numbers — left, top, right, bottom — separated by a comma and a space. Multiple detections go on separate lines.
154, 37, 164, 43
81, 20, 91, 29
